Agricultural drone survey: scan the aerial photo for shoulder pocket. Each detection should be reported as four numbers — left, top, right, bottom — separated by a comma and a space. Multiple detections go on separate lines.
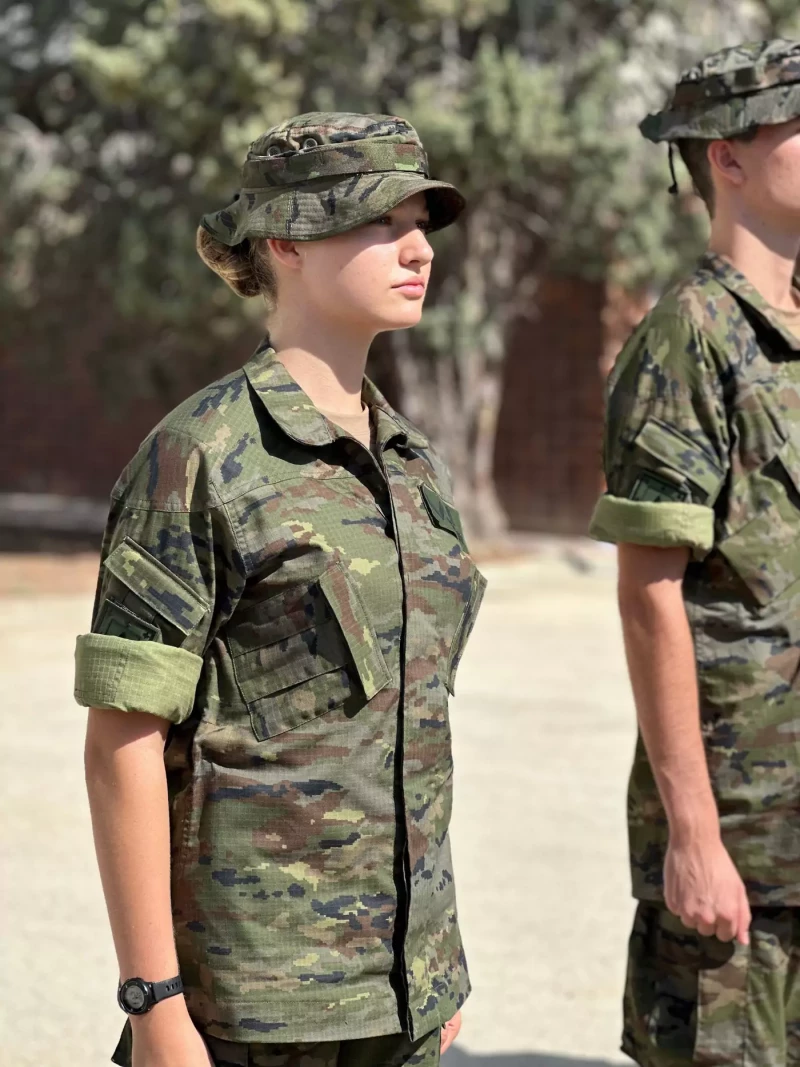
634, 418, 724, 504
228, 561, 391, 741
104, 537, 209, 635
420, 484, 468, 550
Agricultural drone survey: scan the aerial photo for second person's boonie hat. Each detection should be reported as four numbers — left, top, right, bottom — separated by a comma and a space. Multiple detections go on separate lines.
199, 112, 465, 245
640, 38, 800, 143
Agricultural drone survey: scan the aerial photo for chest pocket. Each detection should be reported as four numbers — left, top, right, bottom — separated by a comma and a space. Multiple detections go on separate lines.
717, 437, 800, 605
227, 562, 391, 741
419, 483, 487, 695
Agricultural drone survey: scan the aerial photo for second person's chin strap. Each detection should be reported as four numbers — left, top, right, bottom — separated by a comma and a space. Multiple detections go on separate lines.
668, 142, 679, 196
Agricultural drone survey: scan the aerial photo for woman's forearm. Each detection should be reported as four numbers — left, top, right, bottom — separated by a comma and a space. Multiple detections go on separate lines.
84, 708, 180, 983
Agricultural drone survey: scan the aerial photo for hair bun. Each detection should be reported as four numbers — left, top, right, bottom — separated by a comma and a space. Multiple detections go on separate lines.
195, 228, 276, 304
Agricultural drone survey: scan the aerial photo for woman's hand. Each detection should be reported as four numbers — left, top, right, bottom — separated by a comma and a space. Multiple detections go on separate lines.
131, 997, 214, 1067
440, 1010, 462, 1055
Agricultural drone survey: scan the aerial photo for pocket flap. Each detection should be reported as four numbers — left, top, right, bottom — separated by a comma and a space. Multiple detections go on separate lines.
236, 626, 347, 703
717, 440, 800, 605
318, 562, 392, 700
634, 418, 723, 502
446, 567, 487, 696
775, 437, 800, 496
718, 507, 800, 605
227, 586, 322, 657
420, 484, 467, 548
104, 537, 209, 635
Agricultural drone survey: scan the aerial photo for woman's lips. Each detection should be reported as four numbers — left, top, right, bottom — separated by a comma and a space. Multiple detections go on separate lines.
393, 280, 426, 295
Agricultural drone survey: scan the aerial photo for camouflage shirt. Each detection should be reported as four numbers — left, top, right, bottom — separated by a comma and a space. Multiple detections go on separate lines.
590, 253, 800, 906
74, 340, 486, 1041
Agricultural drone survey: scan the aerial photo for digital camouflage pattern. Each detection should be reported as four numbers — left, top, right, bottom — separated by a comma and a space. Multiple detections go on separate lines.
199, 113, 465, 245
112, 1017, 441, 1066
590, 252, 800, 905
640, 38, 800, 142
623, 904, 800, 1066
74, 340, 486, 1043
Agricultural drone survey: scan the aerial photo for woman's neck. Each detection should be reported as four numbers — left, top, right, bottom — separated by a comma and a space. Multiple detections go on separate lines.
708, 209, 800, 311
268, 312, 374, 415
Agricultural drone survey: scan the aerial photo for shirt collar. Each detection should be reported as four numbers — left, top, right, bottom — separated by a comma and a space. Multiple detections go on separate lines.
243, 339, 429, 450
698, 252, 800, 352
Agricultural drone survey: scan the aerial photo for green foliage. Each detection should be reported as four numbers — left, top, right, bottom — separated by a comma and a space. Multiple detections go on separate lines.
2, 0, 799, 513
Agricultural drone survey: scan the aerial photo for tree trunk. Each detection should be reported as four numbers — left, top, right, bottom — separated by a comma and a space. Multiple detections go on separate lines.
463, 365, 506, 539
389, 334, 509, 542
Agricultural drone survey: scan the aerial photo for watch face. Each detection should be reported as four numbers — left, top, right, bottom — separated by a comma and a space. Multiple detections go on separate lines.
121, 980, 149, 1013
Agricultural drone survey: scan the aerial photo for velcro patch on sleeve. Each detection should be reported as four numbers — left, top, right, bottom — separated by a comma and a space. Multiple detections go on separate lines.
630, 471, 692, 503
95, 599, 162, 642
634, 417, 723, 503
103, 537, 209, 635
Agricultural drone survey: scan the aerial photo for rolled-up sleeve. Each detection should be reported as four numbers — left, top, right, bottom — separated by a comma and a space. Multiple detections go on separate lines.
75, 635, 203, 723
589, 313, 728, 558
590, 496, 715, 553
74, 427, 243, 722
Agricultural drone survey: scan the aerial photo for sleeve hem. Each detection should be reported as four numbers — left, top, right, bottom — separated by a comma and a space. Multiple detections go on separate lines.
588, 494, 715, 556
74, 634, 203, 724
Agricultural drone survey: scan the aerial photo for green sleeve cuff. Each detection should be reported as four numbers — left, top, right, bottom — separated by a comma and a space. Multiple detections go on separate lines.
74, 633, 203, 723
589, 494, 715, 556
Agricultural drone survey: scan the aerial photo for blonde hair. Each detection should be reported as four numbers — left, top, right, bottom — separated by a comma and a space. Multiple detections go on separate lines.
195, 228, 278, 311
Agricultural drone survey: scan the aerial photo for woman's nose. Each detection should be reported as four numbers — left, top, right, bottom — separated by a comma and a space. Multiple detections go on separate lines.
399, 227, 434, 266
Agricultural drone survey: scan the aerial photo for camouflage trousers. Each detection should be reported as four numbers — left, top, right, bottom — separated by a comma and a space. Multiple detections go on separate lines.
111, 1019, 440, 1066
624, 903, 800, 1066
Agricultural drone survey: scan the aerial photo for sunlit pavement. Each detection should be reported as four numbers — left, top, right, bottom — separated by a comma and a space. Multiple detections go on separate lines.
1, 542, 635, 1066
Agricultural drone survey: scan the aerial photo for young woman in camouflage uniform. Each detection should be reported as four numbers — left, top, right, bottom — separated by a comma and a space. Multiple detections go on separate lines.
591, 40, 800, 1067
76, 113, 486, 1067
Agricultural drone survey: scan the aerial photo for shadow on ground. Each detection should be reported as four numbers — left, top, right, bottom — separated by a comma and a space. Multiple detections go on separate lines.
443, 1052, 620, 1067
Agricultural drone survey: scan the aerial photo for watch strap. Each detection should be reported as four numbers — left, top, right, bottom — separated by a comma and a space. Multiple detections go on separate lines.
151, 975, 184, 1004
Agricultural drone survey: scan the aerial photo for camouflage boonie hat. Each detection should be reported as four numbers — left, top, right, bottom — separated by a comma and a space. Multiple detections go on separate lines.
640, 38, 800, 142
199, 112, 465, 244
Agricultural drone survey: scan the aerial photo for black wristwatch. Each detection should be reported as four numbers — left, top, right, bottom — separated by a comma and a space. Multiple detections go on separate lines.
117, 975, 184, 1015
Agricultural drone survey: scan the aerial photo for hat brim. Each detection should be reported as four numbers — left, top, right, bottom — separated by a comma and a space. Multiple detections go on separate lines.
640, 81, 800, 141
200, 172, 465, 246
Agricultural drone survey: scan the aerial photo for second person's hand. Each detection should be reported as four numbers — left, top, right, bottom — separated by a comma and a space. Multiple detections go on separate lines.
665, 832, 751, 945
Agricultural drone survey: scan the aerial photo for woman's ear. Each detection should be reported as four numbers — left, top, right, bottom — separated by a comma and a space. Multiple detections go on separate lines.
267, 238, 302, 271
708, 139, 746, 191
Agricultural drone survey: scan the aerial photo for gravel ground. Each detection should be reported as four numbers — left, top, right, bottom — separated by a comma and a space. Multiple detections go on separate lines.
1, 543, 636, 1067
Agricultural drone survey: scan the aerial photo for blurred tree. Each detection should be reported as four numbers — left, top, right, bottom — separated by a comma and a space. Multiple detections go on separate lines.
2, 0, 799, 531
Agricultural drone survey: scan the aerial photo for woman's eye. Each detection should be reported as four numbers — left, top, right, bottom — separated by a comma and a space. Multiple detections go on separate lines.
370, 215, 430, 231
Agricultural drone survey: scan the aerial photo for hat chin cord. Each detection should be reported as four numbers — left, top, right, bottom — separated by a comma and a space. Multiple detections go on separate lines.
668, 142, 679, 196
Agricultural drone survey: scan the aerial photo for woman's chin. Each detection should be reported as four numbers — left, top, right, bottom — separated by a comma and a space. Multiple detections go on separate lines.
375, 308, 425, 332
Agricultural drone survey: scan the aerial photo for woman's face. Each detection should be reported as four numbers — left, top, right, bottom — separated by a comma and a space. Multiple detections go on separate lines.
288, 192, 434, 333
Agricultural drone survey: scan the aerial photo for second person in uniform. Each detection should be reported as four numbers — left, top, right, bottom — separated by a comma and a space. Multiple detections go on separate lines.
592, 39, 800, 1067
